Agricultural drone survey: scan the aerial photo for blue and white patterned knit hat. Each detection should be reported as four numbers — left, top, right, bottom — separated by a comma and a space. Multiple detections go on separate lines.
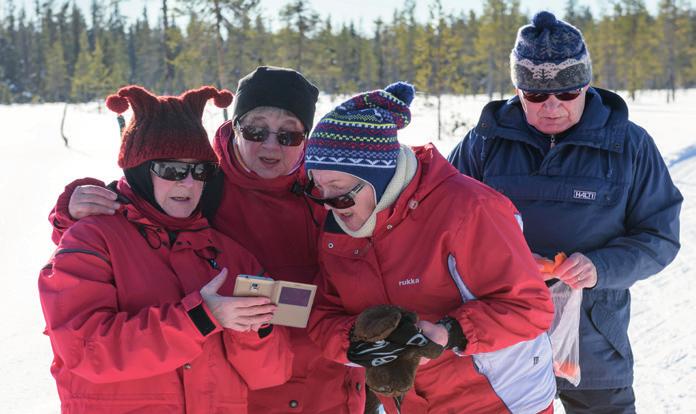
510, 11, 592, 93
305, 82, 414, 203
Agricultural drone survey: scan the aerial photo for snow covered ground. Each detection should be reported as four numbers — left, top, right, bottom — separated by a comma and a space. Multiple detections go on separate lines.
1, 88, 694, 413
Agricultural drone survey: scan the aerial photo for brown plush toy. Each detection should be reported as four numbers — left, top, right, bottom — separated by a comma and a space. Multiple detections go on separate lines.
350, 304, 445, 398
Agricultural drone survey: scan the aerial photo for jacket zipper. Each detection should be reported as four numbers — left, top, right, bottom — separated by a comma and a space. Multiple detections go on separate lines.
550, 135, 556, 149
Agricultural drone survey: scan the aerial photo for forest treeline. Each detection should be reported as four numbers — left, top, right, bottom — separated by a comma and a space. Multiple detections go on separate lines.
1, 0, 695, 104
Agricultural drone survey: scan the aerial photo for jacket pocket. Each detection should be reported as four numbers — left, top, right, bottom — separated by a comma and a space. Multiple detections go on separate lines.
485, 175, 624, 206
588, 298, 631, 360
248, 379, 308, 413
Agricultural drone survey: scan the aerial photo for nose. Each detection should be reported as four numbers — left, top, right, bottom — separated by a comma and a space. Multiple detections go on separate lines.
543, 95, 562, 109
177, 172, 196, 187
260, 132, 283, 149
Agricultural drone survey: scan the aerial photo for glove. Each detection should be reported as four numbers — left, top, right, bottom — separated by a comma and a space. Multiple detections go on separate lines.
348, 304, 445, 397
347, 314, 435, 367
347, 338, 407, 367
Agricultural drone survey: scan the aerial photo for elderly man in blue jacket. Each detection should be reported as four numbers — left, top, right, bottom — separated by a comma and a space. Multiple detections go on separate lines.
448, 11, 682, 414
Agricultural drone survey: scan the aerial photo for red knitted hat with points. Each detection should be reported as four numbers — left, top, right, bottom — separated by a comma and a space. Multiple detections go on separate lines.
105, 85, 234, 168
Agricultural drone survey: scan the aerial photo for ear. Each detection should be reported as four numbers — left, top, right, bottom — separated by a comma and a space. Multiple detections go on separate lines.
419, 341, 445, 360
400, 308, 419, 325
353, 305, 401, 342
353, 305, 402, 341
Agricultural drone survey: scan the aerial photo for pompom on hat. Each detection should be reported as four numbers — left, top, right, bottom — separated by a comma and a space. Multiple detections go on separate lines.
106, 85, 233, 168
510, 11, 592, 93
305, 81, 414, 203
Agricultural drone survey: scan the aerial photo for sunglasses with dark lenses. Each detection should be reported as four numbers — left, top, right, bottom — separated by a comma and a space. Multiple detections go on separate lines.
522, 89, 582, 103
235, 121, 306, 147
150, 160, 218, 182
304, 179, 365, 209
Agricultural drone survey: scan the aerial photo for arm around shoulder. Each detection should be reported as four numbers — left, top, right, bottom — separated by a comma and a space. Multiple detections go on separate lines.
48, 177, 108, 244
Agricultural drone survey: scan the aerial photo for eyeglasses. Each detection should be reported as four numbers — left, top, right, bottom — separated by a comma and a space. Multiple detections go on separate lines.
150, 160, 218, 182
235, 121, 307, 147
304, 179, 365, 209
521, 89, 583, 103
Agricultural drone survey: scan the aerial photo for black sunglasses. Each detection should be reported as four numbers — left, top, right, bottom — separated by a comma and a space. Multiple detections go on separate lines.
150, 160, 218, 182
521, 89, 582, 103
235, 121, 306, 147
304, 179, 365, 209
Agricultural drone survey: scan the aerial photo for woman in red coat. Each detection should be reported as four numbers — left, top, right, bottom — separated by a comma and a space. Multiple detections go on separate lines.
39, 85, 293, 414
304, 82, 557, 414
48, 67, 365, 413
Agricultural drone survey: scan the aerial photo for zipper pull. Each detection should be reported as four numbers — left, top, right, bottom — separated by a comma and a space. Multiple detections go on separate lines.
550, 135, 556, 149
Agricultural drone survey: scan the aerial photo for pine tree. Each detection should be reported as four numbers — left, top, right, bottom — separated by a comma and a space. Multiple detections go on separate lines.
394, 0, 417, 83
172, 10, 213, 88
613, 0, 656, 100
279, 0, 319, 72
373, 18, 386, 87
0, 0, 20, 101
312, 17, 341, 93
71, 31, 92, 101
129, 7, 163, 90
414, 0, 462, 139
657, 0, 691, 101
44, 36, 69, 101
248, 13, 272, 68
476, 0, 524, 99
66, 1, 87, 76
451, 11, 481, 94
103, 0, 129, 91
335, 22, 361, 91
71, 30, 109, 101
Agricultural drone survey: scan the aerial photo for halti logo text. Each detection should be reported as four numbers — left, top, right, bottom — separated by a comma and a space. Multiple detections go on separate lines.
399, 278, 420, 286
573, 190, 596, 200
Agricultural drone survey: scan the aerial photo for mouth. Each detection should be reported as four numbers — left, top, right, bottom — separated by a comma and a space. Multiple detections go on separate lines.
542, 114, 566, 120
259, 156, 280, 165
170, 196, 191, 202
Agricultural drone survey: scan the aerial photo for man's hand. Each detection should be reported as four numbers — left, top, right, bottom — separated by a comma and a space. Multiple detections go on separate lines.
69, 185, 120, 219
531, 252, 557, 281
554, 252, 598, 289
200, 269, 277, 332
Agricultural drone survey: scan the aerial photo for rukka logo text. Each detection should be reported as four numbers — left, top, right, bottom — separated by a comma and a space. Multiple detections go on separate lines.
398, 277, 420, 287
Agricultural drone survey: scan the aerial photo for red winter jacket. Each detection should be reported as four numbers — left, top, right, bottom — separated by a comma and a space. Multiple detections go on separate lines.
47, 121, 366, 413
39, 179, 293, 414
212, 121, 365, 413
308, 145, 556, 414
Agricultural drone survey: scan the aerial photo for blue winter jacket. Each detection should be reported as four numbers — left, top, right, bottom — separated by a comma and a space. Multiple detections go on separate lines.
448, 87, 682, 389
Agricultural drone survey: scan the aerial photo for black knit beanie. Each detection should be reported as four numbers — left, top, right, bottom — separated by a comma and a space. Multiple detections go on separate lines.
231, 66, 319, 132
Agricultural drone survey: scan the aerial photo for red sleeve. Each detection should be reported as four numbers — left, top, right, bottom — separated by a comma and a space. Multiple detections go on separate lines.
306, 266, 357, 365
38, 222, 222, 384
223, 326, 293, 390
450, 195, 553, 355
217, 242, 294, 390
49, 177, 106, 245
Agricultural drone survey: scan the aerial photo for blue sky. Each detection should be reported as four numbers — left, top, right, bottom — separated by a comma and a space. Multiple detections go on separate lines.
11, 0, 662, 30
